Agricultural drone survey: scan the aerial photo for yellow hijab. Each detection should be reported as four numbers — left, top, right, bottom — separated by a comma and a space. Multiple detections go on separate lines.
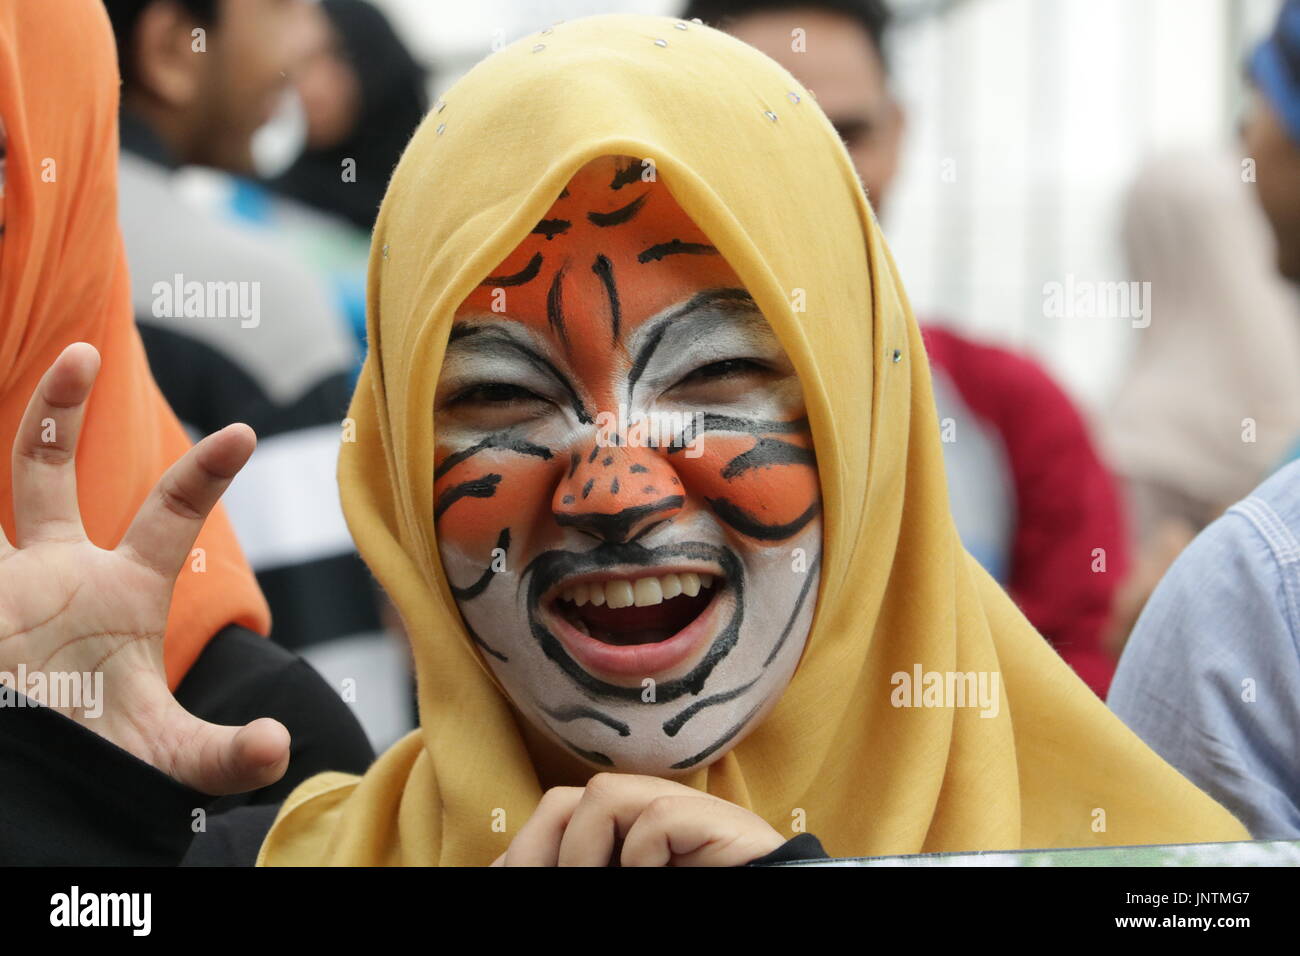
258, 14, 1247, 865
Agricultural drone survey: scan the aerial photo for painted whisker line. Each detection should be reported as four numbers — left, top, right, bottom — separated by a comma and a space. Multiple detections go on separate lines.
720, 437, 816, 479
591, 253, 621, 340
662, 676, 761, 737
449, 528, 511, 601
464, 621, 508, 663
546, 263, 569, 347
706, 497, 821, 541
539, 704, 631, 737
638, 239, 718, 263
481, 251, 543, 286
666, 413, 810, 454
670, 700, 765, 770
434, 473, 501, 521
434, 435, 553, 480
587, 192, 648, 226
763, 552, 821, 666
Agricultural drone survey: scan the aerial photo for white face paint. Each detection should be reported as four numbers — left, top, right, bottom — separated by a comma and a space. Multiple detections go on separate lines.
431, 157, 822, 777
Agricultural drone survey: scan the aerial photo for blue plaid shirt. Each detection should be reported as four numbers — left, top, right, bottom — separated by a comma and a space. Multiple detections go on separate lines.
1109, 459, 1300, 839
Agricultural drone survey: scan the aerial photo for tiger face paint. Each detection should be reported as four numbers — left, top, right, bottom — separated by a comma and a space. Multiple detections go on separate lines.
433, 155, 822, 777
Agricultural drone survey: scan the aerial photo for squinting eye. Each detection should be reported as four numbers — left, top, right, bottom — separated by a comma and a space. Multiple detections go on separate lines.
447, 383, 546, 407
672, 358, 770, 389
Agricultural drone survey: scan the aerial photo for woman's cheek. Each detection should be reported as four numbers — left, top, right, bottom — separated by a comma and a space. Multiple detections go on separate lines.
670, 432, 820, 533
433, 455, 560, 560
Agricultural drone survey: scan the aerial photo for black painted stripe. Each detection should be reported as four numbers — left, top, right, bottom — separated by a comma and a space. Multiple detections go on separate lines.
638, 240, 718, 263
588, 192, 647, 227
705, 497, 820, 541
540, 704, 631, 737
662, 676, 761, 737
482, 251, 543, 287
669, 700, 765, 770
721, 437, 816, 480
434, 473, 501, 521
434, 435, 553, 481
448, 528, 511, 601
591, 253, 621, 340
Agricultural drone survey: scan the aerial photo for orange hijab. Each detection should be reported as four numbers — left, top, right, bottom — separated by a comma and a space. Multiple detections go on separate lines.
0, 0, 270, 687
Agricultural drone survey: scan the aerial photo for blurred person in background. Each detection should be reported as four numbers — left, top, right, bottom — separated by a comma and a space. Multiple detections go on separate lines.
0, 0, 372, 861
1246, 0, 1300, 467
1101, 151, 1300, 653
260, 0, 430, 357
1109, 0, 1300, 840
687, 0, 1128, 697
271, 0, 427, 233
104, 0, 410, 749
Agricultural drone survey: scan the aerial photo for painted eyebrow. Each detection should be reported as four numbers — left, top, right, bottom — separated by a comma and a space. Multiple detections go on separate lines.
624, 288, 763, 404
481, 251, 544, 287
638, 240, 719, 264
445, 321, 593, 424
587, 192, 647, 227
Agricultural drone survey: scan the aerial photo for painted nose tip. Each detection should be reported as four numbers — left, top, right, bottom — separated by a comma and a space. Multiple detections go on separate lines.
554, 445, 684, 543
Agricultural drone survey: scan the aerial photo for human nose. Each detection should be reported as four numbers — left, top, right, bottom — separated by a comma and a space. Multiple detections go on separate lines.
552, 441, 684, 544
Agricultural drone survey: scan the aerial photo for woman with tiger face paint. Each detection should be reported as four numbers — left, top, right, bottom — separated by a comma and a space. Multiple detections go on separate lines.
435, 155, 822, 783
0, 13, 1250, 866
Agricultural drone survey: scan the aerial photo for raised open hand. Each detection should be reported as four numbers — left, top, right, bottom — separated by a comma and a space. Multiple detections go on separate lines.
0, 343, 289, 795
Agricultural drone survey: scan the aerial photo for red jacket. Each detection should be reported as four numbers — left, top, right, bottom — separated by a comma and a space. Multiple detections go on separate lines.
923, 326, 1128, 698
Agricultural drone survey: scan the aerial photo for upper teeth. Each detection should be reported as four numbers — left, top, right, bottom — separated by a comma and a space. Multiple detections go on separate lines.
561, 573, 714, 610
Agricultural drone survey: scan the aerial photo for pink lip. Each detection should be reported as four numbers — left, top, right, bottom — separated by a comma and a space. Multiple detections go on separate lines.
544, 576, 727, 682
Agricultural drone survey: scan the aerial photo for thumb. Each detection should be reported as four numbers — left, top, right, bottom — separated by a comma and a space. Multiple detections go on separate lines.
166, 709, 291, 796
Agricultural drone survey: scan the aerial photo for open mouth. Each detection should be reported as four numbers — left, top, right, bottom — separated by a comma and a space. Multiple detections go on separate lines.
540, 567, 727, 681
552, 572, 716, 646
525, 542, 743, 694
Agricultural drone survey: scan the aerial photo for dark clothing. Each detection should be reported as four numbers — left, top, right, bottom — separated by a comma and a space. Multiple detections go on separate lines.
0, 626, 373, 866
175, 627, 374, 814
0, 649, 828, 865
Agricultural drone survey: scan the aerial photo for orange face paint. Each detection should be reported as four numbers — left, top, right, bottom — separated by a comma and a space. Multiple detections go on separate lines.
432, 155, 822, 777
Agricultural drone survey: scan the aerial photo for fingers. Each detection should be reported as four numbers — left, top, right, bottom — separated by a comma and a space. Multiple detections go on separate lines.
118, 423, 256, 581
167, 712, 291, 796
556, 772, 698, 866
498, 786, 584, 866
620, 795, 785, 867
10, 343, 101, 546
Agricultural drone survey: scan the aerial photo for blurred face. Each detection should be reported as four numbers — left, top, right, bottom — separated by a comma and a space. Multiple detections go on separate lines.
432, 156, 823, 777
727, 7, 903, 212
191, 0, 313, 171
292, 3, 361, 151
1242, 93, 1300, 280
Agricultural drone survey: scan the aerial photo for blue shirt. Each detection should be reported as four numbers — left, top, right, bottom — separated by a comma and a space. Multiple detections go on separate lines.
1108, 460, 1300, 838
